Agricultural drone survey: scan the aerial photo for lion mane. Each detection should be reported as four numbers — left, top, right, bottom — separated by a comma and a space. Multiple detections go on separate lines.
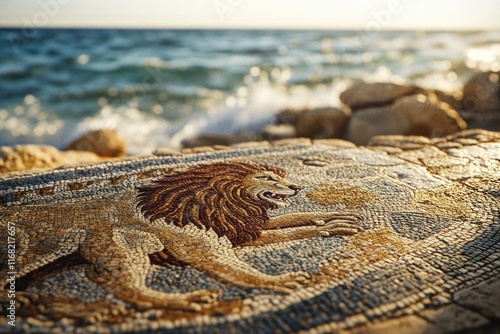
137, 162, 286, 248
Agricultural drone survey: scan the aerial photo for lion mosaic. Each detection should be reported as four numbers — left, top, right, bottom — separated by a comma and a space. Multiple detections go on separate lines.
1, 162, 362, 312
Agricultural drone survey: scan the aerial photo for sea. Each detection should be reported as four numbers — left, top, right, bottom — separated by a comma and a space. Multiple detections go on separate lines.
1, 29, 499, 154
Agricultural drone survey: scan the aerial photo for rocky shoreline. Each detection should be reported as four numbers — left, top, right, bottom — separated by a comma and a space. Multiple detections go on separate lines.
183, 70, 500, 148
1, 70, 499, 174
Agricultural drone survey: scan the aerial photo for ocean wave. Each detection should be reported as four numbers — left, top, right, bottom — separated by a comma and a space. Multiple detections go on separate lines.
71, 79, 351, 153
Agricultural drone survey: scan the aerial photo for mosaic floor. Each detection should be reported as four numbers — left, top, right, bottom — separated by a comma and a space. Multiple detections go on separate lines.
1, 130, 499, 333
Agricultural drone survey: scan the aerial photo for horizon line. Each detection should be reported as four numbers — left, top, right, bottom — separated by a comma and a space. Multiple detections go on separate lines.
1, 25, 499, 32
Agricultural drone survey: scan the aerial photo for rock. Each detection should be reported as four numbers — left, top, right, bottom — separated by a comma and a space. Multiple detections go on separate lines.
274, 106, 351, 139
340, 82, 418, 110
181, 146, 215, 154
271, 137, 312, 147
462, 71, 500, 113
419, 304, 490, 333
152, 147, 182, 156
275, 108, 303, 126
442, 128, 500, 143
0, 145, 61, 173
61, 150, 105, 166
453, 277, 500, 319
369, 135, 431, 151
182, 131, 262, 149
430, 89, 464, 112
347, 315, 430, 334
0, 145, 101, 173
312, 138, 357, 149
66, 129, 126, 157
261, 124, 296, 141
295, 107, 350, 139
230, 141, 272, 149
181, 133, 232, 148
231, 130, 263, 144
346, 94, 467, 145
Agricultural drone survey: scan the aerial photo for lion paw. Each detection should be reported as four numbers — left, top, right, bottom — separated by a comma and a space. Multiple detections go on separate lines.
184, 289, 219, 305
318, 221, 363, 237
313, 211, 363, 226
171, 289, 219, 311
270, 271, 310, 294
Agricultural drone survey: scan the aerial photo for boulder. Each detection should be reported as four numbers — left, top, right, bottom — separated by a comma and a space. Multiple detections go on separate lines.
275, 108, 303, 126
261, 124, 296, 141
294, 107, 350, 139
429, 89, 464, 112
181, 131, 262, 149
346, 94, 467, 145
231, 130, 263, 144
340, 82, 418, 110
66, 129, 127, 157
0, 145, 101, 173
181, 133, 232, 148
462, 71, 500, 113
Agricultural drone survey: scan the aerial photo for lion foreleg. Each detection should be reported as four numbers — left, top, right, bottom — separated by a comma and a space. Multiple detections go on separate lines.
240, 223, 362, 247
159, 224, 309, 294
238, 212, 364, 247
265, 212, 363, 230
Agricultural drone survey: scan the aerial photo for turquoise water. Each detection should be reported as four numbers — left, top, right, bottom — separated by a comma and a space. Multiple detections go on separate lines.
0, 29, 499, 153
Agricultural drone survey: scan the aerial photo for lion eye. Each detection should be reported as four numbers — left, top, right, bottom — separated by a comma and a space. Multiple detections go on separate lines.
255, 176, 272, 181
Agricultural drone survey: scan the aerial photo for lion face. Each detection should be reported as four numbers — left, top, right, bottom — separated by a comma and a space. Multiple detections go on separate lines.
242, 171, 303, 207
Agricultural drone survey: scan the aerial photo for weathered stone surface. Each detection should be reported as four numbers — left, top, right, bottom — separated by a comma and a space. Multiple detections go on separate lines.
152, 147, 182, 156
275, 107, 304, 126
0, 129, 498, 333
261, 124, 296, 141
392, 95, 467, 136
340, 315, 430, 334
271, 137, 312, 146
430, 89, 464, 112
453, 277, 500, 319
419, 304, 490, 333
340, 82, 418, 110
182, 131, 262, 149
231, 140, 271, 149
181, 146, 216, 154
346, 94, 467, 145
231, 130, 263, 144
66, 129, 127, 157
294, 107, 350, 139
181, 132, 233, 148
369, 135, 431, 150
0, 145, 101, 173
313, 138, 357, 149
462, 71, 500, 113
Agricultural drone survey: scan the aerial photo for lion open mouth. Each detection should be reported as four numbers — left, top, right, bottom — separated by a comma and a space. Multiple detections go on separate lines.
264, 192, 288, 201
259, 191, 293, 206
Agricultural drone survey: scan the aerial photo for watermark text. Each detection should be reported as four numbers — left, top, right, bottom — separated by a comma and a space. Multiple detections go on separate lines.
6, 221, 17, 327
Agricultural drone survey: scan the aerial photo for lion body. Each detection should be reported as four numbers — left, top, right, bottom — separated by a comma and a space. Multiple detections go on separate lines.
1, 162, 362, 311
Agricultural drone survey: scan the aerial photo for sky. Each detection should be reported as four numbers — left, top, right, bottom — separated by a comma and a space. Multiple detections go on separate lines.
0, 0, 499, 30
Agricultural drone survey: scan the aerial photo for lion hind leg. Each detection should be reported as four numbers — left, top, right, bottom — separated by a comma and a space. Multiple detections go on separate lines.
16, 228, 86, 278
81, 228, 218, 311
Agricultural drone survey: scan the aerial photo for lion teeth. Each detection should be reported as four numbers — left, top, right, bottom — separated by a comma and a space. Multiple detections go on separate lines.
264, 192, 288, 201
272, 194, 286, 200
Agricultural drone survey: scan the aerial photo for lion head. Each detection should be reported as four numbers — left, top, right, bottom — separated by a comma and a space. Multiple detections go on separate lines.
136, 162, 302, 246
